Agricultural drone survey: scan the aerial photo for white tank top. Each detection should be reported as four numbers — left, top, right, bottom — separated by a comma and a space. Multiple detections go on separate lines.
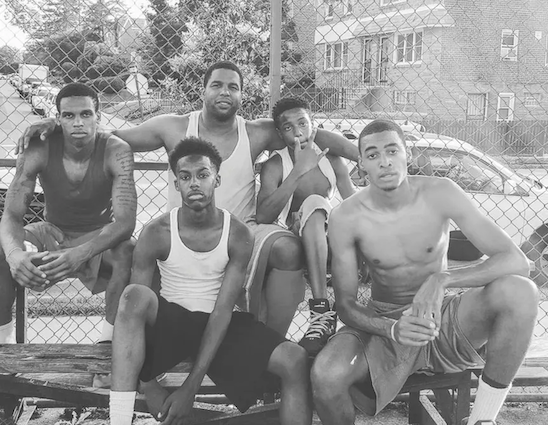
272, 145, 337, 227
166, 111, 256, 223
158, 207, 231, 313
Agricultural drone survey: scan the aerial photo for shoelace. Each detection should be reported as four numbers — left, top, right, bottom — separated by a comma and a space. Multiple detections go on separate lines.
303, 310, 337, 340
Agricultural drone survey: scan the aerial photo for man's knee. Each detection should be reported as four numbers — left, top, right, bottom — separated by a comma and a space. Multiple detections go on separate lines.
117, 284, 154, 320
269, 236, 303, 270
484, 275, 539, 317
270, 342, 308, 381
311, 348, 352, 399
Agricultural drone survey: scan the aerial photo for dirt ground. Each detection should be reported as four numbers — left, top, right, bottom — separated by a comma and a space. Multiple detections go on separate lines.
9, 401, 548, 425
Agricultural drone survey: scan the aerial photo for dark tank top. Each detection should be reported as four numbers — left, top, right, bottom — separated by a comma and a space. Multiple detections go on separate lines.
39, 132, 113, 233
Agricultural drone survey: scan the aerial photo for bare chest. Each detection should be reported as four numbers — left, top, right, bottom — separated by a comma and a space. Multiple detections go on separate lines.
358, 207, 449, 270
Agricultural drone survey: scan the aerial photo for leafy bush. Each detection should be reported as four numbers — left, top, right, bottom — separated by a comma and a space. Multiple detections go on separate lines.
89, 76, 125, 93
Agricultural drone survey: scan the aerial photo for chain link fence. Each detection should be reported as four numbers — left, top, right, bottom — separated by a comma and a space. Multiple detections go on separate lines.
1, 0, 548, 397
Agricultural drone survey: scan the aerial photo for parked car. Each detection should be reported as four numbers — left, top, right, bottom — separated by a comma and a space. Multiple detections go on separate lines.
18, 78, 41, 99
345, 132, 548, 285
31, 87, 59, 116
29, 82, 52, 100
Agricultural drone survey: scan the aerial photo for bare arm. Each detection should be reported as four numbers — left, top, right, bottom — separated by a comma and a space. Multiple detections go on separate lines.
328, 154, 355, 200
112, 114, 178, 152
180, 218, 254, 396
0, 147, 50, 287
439, 178, 531, 287
40, 137, 137, 280
256, 156, 297, 224
328, 205, 394, 338
314, 129, 359, 162
129, 217, 169, 288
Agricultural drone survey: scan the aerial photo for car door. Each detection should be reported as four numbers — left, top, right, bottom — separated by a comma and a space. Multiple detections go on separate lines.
413, 147, 526, 245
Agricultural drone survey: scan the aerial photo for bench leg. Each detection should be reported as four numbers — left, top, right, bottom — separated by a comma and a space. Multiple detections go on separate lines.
0, 394, 21, 425
454, 370, 471, 425
408, 390, 421, 424
433, 388, 454, 424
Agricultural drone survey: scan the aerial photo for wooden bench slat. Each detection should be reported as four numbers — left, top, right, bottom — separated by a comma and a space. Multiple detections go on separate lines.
0, 344, 193, 374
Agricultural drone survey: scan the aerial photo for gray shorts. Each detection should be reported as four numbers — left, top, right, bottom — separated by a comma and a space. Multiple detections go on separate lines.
333, 293, 485, 414
24, 221, 107, 294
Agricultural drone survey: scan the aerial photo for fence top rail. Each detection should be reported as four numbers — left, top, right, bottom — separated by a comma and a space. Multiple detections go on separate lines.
0, 159, 168, 171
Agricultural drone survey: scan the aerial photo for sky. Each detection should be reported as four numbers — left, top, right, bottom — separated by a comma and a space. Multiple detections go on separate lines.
0, 0, 149, 50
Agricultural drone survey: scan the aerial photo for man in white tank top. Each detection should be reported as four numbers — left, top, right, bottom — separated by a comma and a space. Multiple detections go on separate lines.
17, 61, 360, 339
109, 137, 311, 425
257, 97, 356, 358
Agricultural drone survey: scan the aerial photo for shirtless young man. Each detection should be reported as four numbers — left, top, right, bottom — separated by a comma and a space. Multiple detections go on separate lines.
17, 61, 359, 336
109, 137, 310, 425
0, 82, 136, 344
310, 119, 539, 425
257, 97, 354, 357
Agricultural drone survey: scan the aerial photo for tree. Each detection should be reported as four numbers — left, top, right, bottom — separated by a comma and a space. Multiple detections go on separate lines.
139, 0, 184, 82
82, 0, 124, 43
140, 0, 300, 118
0, 45, 20, 68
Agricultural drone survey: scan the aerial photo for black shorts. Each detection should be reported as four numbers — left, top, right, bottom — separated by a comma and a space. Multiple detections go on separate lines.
139, 296, 286, 412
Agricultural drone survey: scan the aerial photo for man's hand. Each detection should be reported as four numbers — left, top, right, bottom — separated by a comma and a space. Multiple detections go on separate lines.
294, 127, 329, 176
157, 385, 195, 424
38, 247, 89, 282
393, 308, 439, 346
410, 272, 448, 331
6, 250, 51, 290
16, 118, 57, 154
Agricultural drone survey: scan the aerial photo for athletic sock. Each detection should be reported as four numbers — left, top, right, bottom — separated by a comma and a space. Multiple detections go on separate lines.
0, 320, 15, 344
109, 390, 136, 425
468, 375, 511, 424
98, 321, 114, 343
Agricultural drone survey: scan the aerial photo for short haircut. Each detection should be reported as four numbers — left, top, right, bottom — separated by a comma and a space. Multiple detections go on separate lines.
56, 82, 100, 113
358, 119, 405, 154
271, 97, 311, 128
169, 136, 223, 174
203, 61, 244, 90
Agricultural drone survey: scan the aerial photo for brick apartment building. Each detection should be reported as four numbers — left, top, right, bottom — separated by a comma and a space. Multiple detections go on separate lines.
294, 0, 548, 121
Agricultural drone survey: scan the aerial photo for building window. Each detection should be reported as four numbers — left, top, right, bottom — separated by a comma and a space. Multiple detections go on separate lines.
497, 93, 515, 121
500, 29, 519, 61
524, 92, 542, 107
466, 93, 487, 120
394, 90, 416, 105
325, 42, 349, 70
545, 36, 548, 66
381, 0, 406, 6
342, 0, 353, 15
325, 1, 334, 19
396, 32, 422, 63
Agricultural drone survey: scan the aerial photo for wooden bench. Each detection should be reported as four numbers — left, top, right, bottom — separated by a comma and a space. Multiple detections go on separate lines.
3, 271, 548, 425
0, 343, 283, 425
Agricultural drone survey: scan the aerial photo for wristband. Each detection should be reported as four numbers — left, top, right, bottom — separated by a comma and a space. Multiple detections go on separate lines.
390, 321, 397, 342
6, 247, 23, 260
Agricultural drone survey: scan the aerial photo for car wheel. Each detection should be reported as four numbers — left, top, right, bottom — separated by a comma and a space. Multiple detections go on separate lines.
520, 224, 548, 288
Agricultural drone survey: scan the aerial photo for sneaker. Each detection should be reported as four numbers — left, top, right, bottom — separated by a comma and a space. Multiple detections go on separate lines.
299, 299, 337, 357
461, 418, 497, 425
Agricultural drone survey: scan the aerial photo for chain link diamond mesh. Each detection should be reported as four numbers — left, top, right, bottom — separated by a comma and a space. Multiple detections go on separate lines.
1, 0, 548, 400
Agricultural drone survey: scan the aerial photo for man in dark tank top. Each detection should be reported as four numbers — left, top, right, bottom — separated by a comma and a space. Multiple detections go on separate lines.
0, 83, 137, 349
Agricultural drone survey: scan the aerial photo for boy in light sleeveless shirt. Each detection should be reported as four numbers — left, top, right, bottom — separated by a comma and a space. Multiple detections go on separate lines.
109, 137, 311, 425
257, 97, 355, 357
0, 82, 136, 345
